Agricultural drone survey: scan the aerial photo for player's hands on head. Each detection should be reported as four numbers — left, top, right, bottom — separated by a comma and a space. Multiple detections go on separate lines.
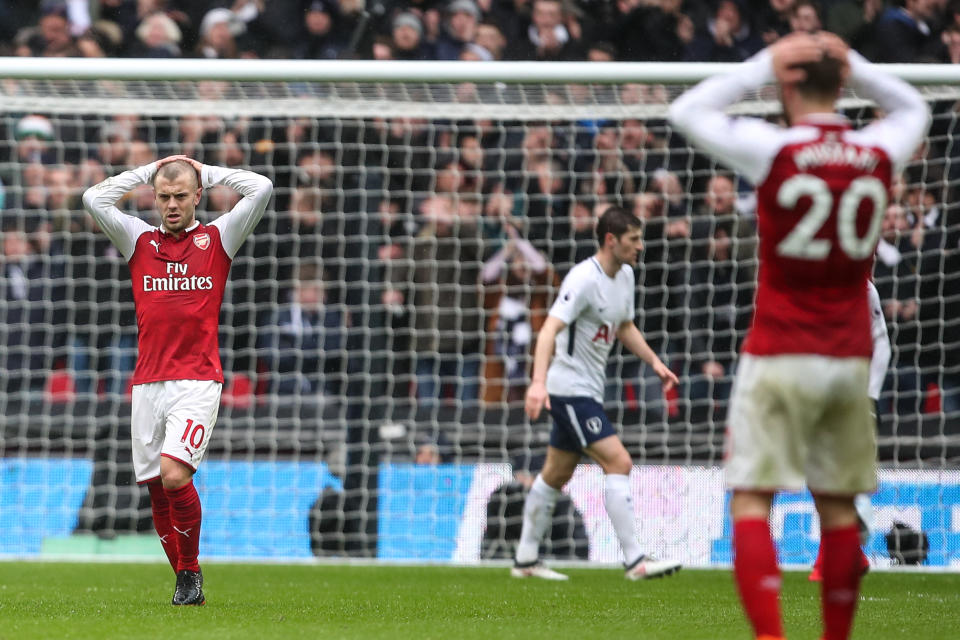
525, 381, 550, 421
771, 32, 823, 85
156, 154, 204, 183
771, 30, 851, 85
157, 154, 190, 168
815, 31, 851, 80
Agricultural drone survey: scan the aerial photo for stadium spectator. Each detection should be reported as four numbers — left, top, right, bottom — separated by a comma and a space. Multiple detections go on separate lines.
482, 451, 589, 560
127, 140, 158, 169
838, 0, 885, 60
480, 226, 551, 403
15, 115, 57, 166
684, 0, 763, 62
683, 211, 756, 426
669, 31, 929, 640
939, 23, 960, 62
505, 0, 584, 61
631, 190, 685, 423
82, 154, 273, 606
97, 118, 135, 170
473, 20, 507, 59
390, 12, 436, 60
690, 175, 756, 247
197, 7, 244, 58
756, 0, 795, 45
413, 430, 454, 463
387, 194, 484, 407
76, 22, 120, 57
293, 0, 345, 60
515, 205, 680, 581
0, 225, 49, 394
434, 0, 481, 60
789, 0, 823, 33
372, 33, 396, 59
257, 262, 353, 397
36, 4, 79, 57
872, 0, 941, 62
57, 196, 137, 396
128, 11, 182, 57
205, 185, 242, 214
575, 121, 637, 204
603, 0, 687, 61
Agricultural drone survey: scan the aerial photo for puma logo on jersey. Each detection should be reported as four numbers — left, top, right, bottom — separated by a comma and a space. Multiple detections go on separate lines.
149, 239, 161, 252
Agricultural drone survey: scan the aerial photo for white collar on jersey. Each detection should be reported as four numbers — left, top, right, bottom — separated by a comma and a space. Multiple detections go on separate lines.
160, 220, 200, 235
794, 112, 848, 126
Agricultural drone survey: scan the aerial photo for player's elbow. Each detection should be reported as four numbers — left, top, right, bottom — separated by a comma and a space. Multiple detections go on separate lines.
258, 176, 274, 195
81, 186, 99, 212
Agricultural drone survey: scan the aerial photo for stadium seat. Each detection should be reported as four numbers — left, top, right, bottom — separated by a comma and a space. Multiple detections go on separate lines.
924, 382, 942, 414
45, 370, 76, 403
222, 373, 254, 410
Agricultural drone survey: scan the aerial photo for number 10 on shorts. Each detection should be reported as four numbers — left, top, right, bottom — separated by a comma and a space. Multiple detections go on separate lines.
180, 419, 206, 448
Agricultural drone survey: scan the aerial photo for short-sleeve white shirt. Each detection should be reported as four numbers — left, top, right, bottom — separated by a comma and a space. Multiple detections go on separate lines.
546, 257, 636, 402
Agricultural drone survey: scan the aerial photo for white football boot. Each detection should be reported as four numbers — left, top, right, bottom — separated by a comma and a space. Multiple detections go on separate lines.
510, 562, 570, 581
624, 555, 682, 580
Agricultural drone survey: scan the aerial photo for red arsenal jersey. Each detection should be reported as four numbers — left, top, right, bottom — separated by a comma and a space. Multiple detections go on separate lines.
669, 49, 929, 360
128, 224, 232, 384
83, 162, 273, 386
744, 122, 892, 358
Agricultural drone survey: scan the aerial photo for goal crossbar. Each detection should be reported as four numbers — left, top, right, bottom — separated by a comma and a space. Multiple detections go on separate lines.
2, 56, 960, 84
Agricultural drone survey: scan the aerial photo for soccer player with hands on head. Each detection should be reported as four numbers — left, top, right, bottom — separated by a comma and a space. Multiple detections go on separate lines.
514, 206, 681, 582
670, 31, 928, 640
82, 154, 273, 606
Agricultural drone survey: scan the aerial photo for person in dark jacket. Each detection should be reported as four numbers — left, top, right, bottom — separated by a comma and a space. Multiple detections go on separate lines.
258, 262, 351, 396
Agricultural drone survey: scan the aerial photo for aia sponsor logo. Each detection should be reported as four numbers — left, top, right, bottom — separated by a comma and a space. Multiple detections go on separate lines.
193, 233, 210, 250
592, 323, 612, 344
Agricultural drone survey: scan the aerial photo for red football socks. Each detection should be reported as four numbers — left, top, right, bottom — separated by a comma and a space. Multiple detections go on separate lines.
147, 481, 178, 573
733, 518, 784, 639
820, 525, 863, 640
165, 480, 202, 573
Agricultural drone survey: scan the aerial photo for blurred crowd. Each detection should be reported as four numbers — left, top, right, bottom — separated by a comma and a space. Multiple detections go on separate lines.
3, 0, 960, 64
1, 104, 957, 430
0, 0, 958, 435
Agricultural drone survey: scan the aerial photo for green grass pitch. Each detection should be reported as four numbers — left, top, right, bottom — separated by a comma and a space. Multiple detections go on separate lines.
0, 562, 957, 639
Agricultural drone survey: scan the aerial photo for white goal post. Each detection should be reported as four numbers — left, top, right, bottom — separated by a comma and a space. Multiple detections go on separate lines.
0, 57, 956, 568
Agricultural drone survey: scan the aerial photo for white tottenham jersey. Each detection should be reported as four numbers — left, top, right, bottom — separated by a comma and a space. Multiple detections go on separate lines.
867, 280, 891, 401
546, 257, 636, 402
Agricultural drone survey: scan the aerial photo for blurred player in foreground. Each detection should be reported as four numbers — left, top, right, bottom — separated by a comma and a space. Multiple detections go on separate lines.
670, 32, 928, 640
83, 155, 272, 605
516, 206, 681, 581
808, 279, 891, 582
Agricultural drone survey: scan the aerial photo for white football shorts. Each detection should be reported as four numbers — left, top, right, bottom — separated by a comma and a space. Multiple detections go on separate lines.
130, 379, 222, 484
725, 354, 876, 495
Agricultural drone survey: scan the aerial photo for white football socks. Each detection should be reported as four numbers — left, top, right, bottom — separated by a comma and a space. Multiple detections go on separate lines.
605, 473, 643, 565
515, 474, 561, 565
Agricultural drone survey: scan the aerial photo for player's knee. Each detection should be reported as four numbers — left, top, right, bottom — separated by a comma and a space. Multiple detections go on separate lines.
602, 451, 632, 476
540, 466, 573, 489
813, 493, 859, 530
160, 458, 194, 489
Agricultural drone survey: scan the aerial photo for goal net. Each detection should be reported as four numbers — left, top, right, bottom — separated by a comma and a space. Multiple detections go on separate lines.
0, 60, 957, 568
